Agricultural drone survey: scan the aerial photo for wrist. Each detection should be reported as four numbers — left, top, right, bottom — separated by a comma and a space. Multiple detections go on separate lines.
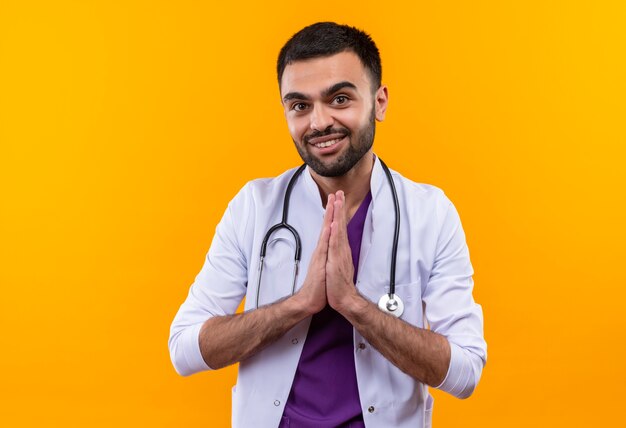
334, 289, 369, 319
290, 287, 322, 317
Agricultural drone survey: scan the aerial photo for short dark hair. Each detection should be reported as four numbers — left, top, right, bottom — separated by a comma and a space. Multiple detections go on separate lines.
277, 22, 382, 91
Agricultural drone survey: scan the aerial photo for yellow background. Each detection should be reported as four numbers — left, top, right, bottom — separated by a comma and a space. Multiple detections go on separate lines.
1, 1, 625, 426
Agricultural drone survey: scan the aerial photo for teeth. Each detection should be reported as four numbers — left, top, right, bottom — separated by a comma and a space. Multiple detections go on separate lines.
314, 138, 341, 148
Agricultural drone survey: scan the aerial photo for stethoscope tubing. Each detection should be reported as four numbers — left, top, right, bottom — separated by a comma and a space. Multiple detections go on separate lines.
379, 158, 400, 298
255, 160, 402, 315
256, 164, 306, 308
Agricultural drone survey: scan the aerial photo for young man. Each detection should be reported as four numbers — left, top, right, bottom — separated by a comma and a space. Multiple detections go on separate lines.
170, 22, 486, 427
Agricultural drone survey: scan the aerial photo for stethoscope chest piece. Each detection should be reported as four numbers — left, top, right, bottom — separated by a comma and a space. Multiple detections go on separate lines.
257, 159, 406, 314
378, 293, 404, 318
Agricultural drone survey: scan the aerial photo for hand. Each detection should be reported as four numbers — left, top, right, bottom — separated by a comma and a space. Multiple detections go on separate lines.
292, 193, 335, 316
326, 191, 360, 312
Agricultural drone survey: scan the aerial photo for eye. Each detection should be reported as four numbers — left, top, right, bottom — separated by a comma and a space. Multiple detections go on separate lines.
291, 102, 308, 112
332, 95, 349, 105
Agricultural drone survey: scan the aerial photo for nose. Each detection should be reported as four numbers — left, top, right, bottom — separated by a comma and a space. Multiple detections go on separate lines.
309, 104, 334, 132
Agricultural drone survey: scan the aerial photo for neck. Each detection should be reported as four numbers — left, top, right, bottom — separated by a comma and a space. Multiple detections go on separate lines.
309, 151, 375, 219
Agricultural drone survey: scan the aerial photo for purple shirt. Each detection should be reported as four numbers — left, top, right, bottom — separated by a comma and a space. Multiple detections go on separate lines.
280, 192, 372, 428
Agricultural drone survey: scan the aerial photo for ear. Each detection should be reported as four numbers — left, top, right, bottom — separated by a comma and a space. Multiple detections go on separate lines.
374, 85, 389, 122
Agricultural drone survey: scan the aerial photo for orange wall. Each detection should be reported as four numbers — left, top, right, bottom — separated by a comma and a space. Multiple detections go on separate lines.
1, 1, 625, 426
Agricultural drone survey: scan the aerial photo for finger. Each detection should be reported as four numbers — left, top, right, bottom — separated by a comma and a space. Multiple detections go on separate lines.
339, 190, 348, 226
329, 211, 353, 272
329, 217, 339, 256
331, 191, 341, 222
315, 194, 335, 256
333, 192, 348, 241
319, 193, 334, 242
330, 197, 346, 251
325, 193, 335, 225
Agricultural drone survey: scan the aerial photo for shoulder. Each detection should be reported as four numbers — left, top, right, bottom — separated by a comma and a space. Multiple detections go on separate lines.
389, 167, 452, 208
219, 167, 303, 247
227, 166, 303, 211
384, 167, 460, 236
385, 173, 468, 261
236, 166, 301, 197
244, 167, 301, 192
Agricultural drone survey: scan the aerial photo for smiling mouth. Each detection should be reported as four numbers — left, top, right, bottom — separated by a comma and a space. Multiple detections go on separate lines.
313, 137, 343, 148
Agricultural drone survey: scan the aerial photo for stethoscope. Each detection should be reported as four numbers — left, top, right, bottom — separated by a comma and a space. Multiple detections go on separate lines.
255, 159, 404, 317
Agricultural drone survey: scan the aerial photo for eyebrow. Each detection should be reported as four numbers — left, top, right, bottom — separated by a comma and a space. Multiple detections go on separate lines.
322, 81, 357, 98
282, 81, 358, 103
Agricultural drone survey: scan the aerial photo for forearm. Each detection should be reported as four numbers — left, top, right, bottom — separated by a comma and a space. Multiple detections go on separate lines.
199, 195, 334, 370
198, 293, 312, 370
339, 293, 451, 387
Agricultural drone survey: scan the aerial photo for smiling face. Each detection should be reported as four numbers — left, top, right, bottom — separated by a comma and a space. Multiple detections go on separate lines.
280, 50, 388, 177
